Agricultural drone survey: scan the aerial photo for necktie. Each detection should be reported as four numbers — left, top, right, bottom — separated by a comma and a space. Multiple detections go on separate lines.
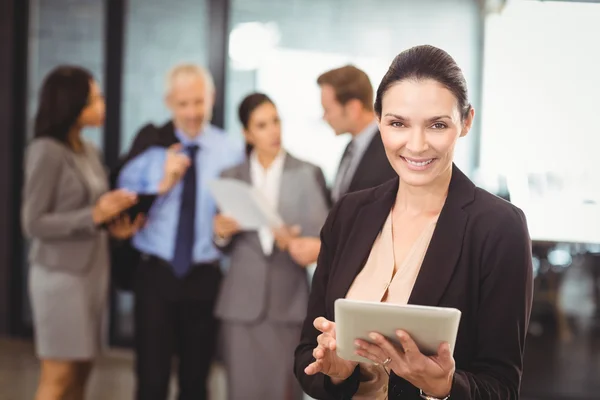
332, 141, 354, 202
172, 145, 199, 277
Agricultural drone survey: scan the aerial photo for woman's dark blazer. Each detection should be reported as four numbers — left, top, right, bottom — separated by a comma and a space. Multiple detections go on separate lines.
294, 164, 533, 400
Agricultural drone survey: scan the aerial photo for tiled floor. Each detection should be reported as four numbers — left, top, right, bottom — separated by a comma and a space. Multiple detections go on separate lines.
2, 255, 599, 400
0, 338, 227, 400
3, 332, 600, 400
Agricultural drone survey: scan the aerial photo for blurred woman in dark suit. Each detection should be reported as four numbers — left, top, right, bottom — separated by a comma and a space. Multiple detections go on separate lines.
294, 46, 533, 400
213, 93, 330, 400
22, 66, 143, 400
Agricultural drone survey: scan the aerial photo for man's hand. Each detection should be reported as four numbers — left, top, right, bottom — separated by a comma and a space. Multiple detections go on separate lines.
158, 144, 190, 194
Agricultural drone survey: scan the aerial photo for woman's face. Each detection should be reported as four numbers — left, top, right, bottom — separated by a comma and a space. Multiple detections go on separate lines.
378, 78, 474, 188
244, 102, 282, 157
77, 80, 105, 128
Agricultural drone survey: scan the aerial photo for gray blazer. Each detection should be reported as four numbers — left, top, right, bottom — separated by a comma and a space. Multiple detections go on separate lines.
22, 138, 108, 274
214, 154, 330, 324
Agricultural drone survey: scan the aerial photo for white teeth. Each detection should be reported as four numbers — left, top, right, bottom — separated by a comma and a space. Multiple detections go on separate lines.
405, 158, 433, 167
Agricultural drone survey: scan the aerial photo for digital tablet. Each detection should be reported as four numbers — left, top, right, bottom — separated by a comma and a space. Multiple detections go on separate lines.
123, 193, 158, 220
334, 299, 461, 363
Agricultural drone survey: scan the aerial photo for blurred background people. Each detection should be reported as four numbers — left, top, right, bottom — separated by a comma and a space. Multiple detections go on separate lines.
123, 63, 225, 165
117, 64, 243, 400
287, 65, 397, 268
21, 66, 143, 400
109, 64, 226, 291
318, 65, 397, 203
213, 93, 329, 400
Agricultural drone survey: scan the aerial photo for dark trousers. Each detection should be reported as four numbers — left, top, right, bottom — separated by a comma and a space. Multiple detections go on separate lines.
134, 255, 222, 400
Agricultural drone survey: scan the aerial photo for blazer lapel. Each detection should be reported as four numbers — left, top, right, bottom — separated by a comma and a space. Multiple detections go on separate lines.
329, 178, 398, 306
408, 165, 476, 306
237, 158, 252, 184
277, 154, 297, 224
63, 150, 94, 204
235, 160, 265, 255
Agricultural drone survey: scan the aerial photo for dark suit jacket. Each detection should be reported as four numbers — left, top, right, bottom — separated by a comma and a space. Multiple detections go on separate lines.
294, 165, 534, 400
345, 130, 397, 196
109, 121, 179, 290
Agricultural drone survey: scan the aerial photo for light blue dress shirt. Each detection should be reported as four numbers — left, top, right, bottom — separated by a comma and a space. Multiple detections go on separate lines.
117, 125, 244, 264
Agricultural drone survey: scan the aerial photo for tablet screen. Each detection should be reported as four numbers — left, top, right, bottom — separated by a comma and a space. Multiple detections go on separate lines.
334, 299, 461, 363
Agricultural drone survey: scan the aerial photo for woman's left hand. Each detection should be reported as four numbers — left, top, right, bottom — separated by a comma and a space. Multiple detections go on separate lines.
272, 224, 301, 251
355, 330, 455, 398
108, 214, 145, 239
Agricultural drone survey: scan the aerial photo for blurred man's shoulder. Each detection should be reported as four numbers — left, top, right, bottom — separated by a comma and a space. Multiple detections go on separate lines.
206, 124, 242, 150
206, 124, 230, 142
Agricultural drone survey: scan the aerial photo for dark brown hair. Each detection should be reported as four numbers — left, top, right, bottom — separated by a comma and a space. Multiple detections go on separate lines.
374, 45, 471, 121
317, 65, 374, 111
238, 92, 275, 155
34, 65, 93, 147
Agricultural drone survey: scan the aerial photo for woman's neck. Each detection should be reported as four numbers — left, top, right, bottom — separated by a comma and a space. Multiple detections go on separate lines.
68, 127, 83, 152
255, 150, 279, 169
395, 166, 452, 216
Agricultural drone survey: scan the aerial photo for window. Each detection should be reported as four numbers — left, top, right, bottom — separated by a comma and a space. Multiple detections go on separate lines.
480, 0, 600, 243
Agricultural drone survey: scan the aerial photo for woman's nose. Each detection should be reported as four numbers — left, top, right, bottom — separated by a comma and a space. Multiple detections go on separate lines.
406, 129, 428, 153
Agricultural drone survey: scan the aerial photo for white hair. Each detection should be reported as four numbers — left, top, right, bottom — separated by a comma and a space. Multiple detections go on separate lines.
165, 63, 215, 96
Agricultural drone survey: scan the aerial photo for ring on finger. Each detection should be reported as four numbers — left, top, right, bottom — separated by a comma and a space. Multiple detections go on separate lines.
382, 357, 392, 366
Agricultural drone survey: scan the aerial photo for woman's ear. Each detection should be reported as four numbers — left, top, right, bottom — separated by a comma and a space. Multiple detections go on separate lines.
242, 128, 254, 145
460, 107, 475, 138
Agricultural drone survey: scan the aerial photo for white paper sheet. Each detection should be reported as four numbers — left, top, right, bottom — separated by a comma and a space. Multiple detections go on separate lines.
208, 178, 284, 230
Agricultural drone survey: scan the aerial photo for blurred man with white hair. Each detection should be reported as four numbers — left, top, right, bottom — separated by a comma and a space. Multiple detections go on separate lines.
116, 63, 243, 400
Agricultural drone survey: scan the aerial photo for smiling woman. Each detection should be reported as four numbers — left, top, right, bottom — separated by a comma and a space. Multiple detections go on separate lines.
375, 46, 474, 189
294, 45, 533, 400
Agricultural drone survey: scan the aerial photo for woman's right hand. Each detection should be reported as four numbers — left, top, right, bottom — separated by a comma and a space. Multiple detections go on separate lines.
214, 214, 241, 239
92, 189, 137, 224
305, 317, 358, 382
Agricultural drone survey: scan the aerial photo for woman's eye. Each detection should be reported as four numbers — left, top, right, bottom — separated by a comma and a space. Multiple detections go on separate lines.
431, 122, 447, 129
391, 121, 405, 128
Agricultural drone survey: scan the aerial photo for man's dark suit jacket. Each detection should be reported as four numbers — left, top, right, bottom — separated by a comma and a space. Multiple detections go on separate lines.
294, 164, 533, 400
342, 130, 397, 200
109, 121, 179, 290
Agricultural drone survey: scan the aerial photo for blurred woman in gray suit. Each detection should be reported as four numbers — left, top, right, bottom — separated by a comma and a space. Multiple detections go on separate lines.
213, 93, 330, 400
22, 66, 143, 400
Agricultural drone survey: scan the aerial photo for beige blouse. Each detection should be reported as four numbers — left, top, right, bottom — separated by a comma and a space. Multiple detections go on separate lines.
345, 211, 437, 399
